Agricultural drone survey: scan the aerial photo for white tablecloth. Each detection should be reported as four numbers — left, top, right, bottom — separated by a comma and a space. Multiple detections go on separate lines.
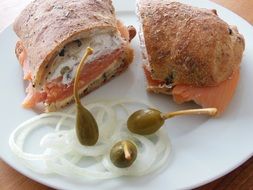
0, 0, 31, 32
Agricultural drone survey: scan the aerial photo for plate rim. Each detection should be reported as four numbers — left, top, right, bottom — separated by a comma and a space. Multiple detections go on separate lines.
1, 0, 253, 189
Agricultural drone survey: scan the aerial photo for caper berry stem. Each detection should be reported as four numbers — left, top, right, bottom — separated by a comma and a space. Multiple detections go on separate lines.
74, 47, 93, 105
123, 141, 132, 160
161, 108, 217, 120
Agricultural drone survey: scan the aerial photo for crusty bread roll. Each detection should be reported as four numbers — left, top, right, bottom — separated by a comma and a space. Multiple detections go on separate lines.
14, 0, 135, 111
137, 0, 245, 87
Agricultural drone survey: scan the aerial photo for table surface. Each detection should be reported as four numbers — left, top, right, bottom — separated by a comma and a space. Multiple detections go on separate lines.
0, 0, 253, 189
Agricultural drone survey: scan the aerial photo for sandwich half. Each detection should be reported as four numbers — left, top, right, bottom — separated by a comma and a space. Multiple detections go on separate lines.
137, 0, 245, 115
14, 0, 136, 112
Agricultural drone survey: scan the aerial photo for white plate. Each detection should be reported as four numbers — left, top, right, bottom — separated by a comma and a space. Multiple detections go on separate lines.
0, 0, 253, 189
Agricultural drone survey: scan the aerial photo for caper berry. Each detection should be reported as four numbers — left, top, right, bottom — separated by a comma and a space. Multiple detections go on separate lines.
74, 47, 98, 146
127, 107, 217, 136
127, 109, 164, 135
110, 140, 137, 168
76, 103, 99, 146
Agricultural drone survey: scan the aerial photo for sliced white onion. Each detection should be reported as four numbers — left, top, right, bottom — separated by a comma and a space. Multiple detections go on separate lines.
70, 138, 110, 157
145, 130, 172, 174
9, 100, 172, 180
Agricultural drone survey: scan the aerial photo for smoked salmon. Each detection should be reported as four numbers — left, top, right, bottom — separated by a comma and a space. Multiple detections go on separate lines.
172, 70, 240, 115
144, 65, 240, 115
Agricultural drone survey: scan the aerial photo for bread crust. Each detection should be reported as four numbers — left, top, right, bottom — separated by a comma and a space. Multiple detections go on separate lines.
14, 0, 117, 87
137, 0, 245, 87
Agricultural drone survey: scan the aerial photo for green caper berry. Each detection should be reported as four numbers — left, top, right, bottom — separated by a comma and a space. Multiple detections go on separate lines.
110, 140, 137, 168
127, 109, 165, 135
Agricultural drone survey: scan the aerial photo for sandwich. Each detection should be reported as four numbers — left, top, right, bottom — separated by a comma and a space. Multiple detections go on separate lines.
137, 0, 245, 115
14, 0, 136, 112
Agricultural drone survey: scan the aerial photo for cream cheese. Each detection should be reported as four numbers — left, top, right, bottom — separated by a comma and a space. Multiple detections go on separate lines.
47, 33, 123, 84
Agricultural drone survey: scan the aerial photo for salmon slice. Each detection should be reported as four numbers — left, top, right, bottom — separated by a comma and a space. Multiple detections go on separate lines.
172, 70, 240, 115
22, 83, 47, 108
45, 49, 123, 104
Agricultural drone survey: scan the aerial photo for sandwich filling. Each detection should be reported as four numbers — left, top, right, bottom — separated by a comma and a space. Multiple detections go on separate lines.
144, 66, 240, 115
47, 33, 123, 85
20, 22, 132, 109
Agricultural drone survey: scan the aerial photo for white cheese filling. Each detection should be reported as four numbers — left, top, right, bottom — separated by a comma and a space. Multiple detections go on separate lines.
47, 33, 123, 84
